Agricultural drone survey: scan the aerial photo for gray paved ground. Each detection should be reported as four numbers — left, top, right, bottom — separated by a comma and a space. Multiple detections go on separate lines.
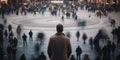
1, 9, 120, 60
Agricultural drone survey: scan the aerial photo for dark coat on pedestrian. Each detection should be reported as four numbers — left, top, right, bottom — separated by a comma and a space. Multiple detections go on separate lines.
76, 31, 80, 39
37, 52, 46, 60
89, 37, 93, 45
29, 30, 33, 38
13, 37, 18, 47
9, 31, 14, 37
82, 33, 87, 44
7, 45, 12, 55
111, 42, 116, 54
22, 34, 27, 41
116, 54, 120, 60
70, 55, 76, 60
82, 33, 87, 40
76, 46, 82, 56
89, 37, 93, 49
16, 25, 21, 35
0, 29, 3, 45
8, 24, 12, 32
20, 54, 26, 60
4, 30, 8, 37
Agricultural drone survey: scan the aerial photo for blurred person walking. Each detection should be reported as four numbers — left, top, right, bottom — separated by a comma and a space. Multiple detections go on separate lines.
29, 30, 33, 40
76, 30, 80, 41
82, 33, 87, 44
22, 33, 27, 46
76, 46, 82, 60
20, 54, 26, 60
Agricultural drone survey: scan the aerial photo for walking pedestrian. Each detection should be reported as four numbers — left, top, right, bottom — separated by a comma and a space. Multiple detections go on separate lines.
37, 52, 46, 60
70, 55, 76, 60
82, 33, 87, 44
89, 37, 93, 49
20, 54, 26, 60
76, 46, 82, 60
62, 15, 64, 22
22, 33, 27, 46
29, 30, 33, 39
76, 30, 80, 41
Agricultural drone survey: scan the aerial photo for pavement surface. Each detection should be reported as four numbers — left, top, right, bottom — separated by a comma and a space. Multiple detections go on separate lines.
1, 9, 120, 60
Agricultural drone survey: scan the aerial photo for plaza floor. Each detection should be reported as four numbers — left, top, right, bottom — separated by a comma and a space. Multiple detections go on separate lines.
1, 9, 120, 60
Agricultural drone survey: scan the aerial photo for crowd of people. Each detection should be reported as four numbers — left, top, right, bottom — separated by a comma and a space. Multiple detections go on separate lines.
0, 1, 120, 60
0, 20, 120, 60
0, 1, 120, 18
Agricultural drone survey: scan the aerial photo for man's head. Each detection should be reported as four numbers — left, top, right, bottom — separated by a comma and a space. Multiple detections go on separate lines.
56, 24, 63, 33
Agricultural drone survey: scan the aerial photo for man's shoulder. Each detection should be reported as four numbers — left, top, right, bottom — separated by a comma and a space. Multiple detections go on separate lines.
49, 34, 57, 40
50, 34, 68, 38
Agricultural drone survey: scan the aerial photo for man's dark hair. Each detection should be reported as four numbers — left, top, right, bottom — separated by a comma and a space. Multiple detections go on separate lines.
56, 24, 63, 33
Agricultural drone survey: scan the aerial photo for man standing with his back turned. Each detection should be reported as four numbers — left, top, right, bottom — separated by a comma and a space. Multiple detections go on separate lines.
47, 24, 72, 60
